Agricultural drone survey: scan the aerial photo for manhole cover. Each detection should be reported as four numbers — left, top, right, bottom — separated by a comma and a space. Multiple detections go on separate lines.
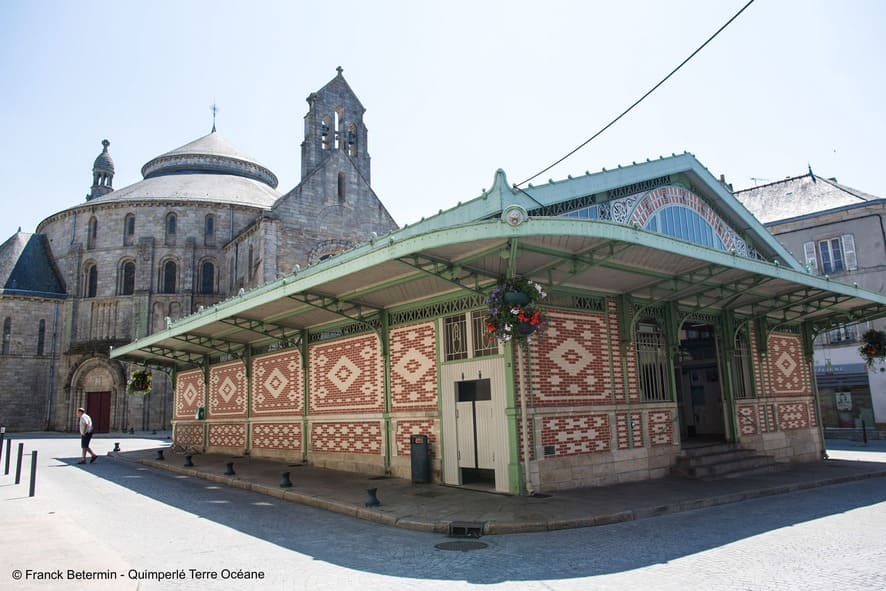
435, 541, 488, 551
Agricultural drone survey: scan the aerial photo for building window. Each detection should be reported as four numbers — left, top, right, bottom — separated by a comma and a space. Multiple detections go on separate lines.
443, 311, 499, 361
87, 216, 98, 249
165, 213, 177, 245
119, 260, 135, 295
804, 235, 857, 275
321, 116, 331, 150
124, 213, 135, 246
2, 317, 10, 355
37, 319, 46, 356
644, 205, 724, 250
636, 321, 669, 402
826, 323, 858, 345
84, 264, 98, 298
247, 245, 254, 281
200, 261, 215, 294
347, 124, 357, 157
161, 260, 177, 294
338, 172, 345, 203
732, 330, 754, 399
204, 215, 215, 245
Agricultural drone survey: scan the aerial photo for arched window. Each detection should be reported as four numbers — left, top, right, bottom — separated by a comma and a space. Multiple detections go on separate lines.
2, 317, 10, 355
161, 260, 177, 294
338, 172, 346, 204
37, 319, 46, 356
200, 261, 215, 294
124, 213, 135, 245
165, 213, 177, 244
247, 245, 254, 281
119, 260, 135, 295
320, 116, 332, 150
84, 264, 98, 298
204, 214, 215, 245
644, 205, 725, 250
87, 216, 98, 249
347, 124, 357, 157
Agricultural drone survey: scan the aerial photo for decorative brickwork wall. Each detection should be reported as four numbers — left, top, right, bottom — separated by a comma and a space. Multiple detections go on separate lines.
767, 334, 810, 396
208, 361, 247, 418
541, 414, 611, 456
251, 422, 302, 451
777, 402, 810, 430
394, 419, 437, 457
737, 404, 758, 436
208, 423, 246, 448
175, 369, 204, 420
647, 409, 674, 446
389, 322, 438, 411
173, 422, 204, 448
528, 310, 614, 406
616, 412, 643, 449
251, 349, 304, 416
308, 334, 384, 414
310, 421, 383, 454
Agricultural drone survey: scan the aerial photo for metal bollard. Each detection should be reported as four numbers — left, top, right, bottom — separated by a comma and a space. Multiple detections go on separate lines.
28, 450, 37, 497
224, 462, 235, 476
184, 455, 194, 467
113, 442, 121, 452
0, 426, 5, 466
280, 471, 293, 488
155, 449, 165, 461
365, 487, 380, 507
4, 438, 10, 475
862, 420, 868, 445
15, 443, 24, 484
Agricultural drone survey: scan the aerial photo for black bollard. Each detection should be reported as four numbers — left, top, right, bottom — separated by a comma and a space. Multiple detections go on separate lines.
365, 487, 380, 507
4, 438, 10, 475
28, 450, 37, 497
280, 471, 293, 488
0, 427, 4, 466
113, 442, 121, 452
129, 428, 134, 434
155, 449, 165, 461
224, 462, 235, 476
15, 443, 24, 484
184, 455, 194, 467
862, 420, 868, 445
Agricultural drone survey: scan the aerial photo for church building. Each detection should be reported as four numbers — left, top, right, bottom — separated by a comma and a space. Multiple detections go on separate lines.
0, 69, 397, 434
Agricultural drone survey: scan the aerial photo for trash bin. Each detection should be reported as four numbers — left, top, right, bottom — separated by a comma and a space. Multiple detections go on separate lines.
410, 434, 430, 483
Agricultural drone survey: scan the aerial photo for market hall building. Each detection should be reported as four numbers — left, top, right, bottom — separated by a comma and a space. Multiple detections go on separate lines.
112, 154, 886, 493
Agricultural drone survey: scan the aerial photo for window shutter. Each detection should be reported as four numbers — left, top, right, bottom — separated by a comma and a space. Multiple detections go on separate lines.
803, 241, 818, 273
841, 234, 857, 271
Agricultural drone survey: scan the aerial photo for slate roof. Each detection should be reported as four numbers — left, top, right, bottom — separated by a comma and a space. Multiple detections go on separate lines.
733, 172, 872, 224
0, 231, 66, 297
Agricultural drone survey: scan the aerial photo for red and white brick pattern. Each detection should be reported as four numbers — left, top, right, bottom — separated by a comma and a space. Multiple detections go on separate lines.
394, 419, 437, 457
389, 322, 438, 411
648, 410, 674, 446
310, 421, 383, 455
778, 402, 810, 430
208, 423, 246, 448
308, 335, 384, 414
628, 186, 736, 251
251, 349, 304, 416
737, 404, 758, 436
768, 334, 808, 396
173, 422, 203, 448
175, 369, 204, 420
208, 361, 247, 418
529, 310, 614, 406
251, 422, 302, 451
541, 414, 610, 456
616, 412, 643, 449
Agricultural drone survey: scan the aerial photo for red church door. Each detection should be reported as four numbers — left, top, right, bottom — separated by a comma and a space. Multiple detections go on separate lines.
86, 391, 111, 433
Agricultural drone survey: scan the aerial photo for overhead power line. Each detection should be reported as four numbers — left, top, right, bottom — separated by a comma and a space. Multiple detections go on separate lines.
516, 0, 756, 188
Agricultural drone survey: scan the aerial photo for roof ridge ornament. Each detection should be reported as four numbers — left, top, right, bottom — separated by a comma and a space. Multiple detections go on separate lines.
210, 102, 219, 133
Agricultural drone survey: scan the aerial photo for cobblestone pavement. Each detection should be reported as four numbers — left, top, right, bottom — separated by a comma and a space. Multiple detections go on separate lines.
0, 435, 884, 591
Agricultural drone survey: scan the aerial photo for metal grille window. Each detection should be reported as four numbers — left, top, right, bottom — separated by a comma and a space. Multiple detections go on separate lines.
444, 315, 468, 361
444, 311, 500, 362
471, 310, 498, 358
636, 322, 669, 401
827, 323, 857, 344
732, 331, 754, 399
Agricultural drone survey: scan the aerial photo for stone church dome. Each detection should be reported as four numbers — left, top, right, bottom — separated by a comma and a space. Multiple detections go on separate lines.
93, 139, 114, 173
87, 130, 281, 208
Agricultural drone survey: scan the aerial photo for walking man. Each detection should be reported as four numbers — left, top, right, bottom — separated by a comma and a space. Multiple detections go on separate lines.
77, 407, 98, 464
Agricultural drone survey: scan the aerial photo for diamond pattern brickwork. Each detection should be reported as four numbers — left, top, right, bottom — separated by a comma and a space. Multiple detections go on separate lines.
173, 422, 203, 448
175, 369, 204, 420
308, 334, 384, 414
778, 402, 810, 430
541, 414, 610, 456
616, 412, 643, 449
252, 349, 304, 416
208, 361, 246, 418
207, 423, 246, 448
390, 322, 438, 411
737, 404, 758, 436
310, 421, 383, 455
648, 410, 674, 446
394, 419, 437, 457
768, 334, 809, 397
252, 422, 302, 451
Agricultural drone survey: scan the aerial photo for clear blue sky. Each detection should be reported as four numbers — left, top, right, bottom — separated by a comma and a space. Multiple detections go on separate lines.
1, 0, 884, 241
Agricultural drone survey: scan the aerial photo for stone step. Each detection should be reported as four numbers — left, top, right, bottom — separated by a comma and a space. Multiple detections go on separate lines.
674, 443, 779, 479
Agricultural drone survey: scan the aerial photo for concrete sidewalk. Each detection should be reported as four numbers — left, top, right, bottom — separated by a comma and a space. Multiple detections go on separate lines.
118, 442, 886, 535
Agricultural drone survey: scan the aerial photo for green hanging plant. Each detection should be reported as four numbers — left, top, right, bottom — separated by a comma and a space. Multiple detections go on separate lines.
127, 369, 152, 395
485, 277, 547, 342
859, 329, 886, 367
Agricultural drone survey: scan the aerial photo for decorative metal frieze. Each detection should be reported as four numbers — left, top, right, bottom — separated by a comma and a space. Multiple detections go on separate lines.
389, 295, 486, 327
608, 175, 672, 199
683, 312, 719, 326
633, 303, 665, 323
528, 193, 599, 218
545, 293, 607, 312
307, 319, 379, 343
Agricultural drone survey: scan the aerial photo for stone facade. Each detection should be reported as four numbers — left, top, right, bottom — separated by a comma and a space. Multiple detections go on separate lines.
0, 70, 397, 433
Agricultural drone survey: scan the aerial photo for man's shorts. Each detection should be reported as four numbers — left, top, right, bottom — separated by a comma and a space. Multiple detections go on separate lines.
81, 432, 93, 449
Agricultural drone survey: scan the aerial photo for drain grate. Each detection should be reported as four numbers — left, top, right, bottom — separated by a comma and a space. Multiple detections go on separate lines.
448, 520, 485, 537
435, 541, 488, 551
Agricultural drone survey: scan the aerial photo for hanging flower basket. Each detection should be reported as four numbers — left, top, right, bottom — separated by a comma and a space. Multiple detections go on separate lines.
127, 370, 152, 395
485, 277, 546, 343
859, 329, 886, 367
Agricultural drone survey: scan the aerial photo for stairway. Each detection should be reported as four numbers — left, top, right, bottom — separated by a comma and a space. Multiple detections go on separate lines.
673, 442, 780, 479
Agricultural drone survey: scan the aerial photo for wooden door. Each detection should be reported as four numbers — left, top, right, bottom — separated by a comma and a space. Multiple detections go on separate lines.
86, 391, 111, 433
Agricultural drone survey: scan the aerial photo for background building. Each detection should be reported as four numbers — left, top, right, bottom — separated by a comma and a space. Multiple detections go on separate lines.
0, 70, 397, 434
735, 172, 886, 433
